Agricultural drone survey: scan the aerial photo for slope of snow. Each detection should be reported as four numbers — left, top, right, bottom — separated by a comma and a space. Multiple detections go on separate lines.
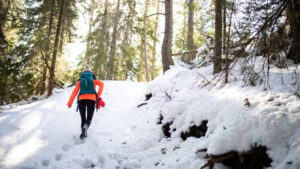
0, 57, 299, 169
143, 57, 300, 169
0, 81, 147, 169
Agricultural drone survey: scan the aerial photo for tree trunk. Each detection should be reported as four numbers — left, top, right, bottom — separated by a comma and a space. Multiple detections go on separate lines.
47, 0, 65, 97
213, 0, 222, 74
59, 16, 65, 54
222, 0, 226, 54
288, 0, 300, 63
40, 0, 55, 95
151, 0, 160, 80
121, 28, 130, 80
96, 0, 109, 79
225, 0, 233, 83
121, 24, 130, 80
103, 0, 110, 52
85, 0, 95, 65
161, 0, 174, 73
187, 0, 194, 51
138, 37, 145, 81
0, 0, 10, 45
107, 0, 121, 80
144, 0, 150, 81
121, 0, 135, 80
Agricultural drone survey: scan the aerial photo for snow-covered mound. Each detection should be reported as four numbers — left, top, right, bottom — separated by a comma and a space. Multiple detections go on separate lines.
0, 57, 299, 169
141, 57, 300, 169
0, 94, 48, 111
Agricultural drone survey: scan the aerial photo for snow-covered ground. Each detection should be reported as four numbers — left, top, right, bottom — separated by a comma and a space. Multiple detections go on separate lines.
0, 81, 147, 169
0, 57, 299, 169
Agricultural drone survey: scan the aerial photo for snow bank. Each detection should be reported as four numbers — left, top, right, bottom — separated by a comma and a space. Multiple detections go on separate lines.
141, 56, 300, 169
0, 90, 51, 111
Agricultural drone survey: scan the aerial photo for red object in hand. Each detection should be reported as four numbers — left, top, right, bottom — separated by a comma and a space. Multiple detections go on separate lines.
96, 98, 105, 109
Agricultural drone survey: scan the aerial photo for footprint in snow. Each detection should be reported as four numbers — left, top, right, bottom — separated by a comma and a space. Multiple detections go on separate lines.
55, 153, 63, 161
83, 159, 95, 168
98, 155, 105, 164
82, 156, 105, 169
73, 135, 87, 145
62, 143, 73, 151
20, 166, 34, 169
72, 158, 97, 168
72, 155, 105, 168
42, 159, 50, 167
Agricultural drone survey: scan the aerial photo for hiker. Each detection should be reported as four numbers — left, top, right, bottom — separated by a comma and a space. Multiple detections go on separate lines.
67, 65, 105, 139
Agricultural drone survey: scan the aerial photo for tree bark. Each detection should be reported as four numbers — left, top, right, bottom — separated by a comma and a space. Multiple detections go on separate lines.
288, 0, 300, 63
138, 37, 144, 81
144, 0, 150, 81
213, 0, 222, 74
85, 0, 95, 65
40, 0, 55, 95
0, 0, 9, 45
59, 16, 65, 54
187, 0, 194, 50
222, 0, 226, 54
103, 0, 110, 52
161, 0, 174, 73
225, 1, 233, 83
107, 0, 121, 80
47, 0, 65, 97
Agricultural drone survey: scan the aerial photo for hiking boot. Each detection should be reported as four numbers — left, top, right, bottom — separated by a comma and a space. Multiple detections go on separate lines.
80, 124, 88, 139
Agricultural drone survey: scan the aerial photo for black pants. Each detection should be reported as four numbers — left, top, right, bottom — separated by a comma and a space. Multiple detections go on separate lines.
78, 100, 95, 128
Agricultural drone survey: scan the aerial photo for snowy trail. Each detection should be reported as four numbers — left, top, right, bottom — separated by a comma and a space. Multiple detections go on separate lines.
0, 81, 147, 169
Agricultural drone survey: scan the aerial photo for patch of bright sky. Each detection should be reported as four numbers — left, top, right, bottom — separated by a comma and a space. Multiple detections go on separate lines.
64, 2, 89, 67
64, 0, 186, 68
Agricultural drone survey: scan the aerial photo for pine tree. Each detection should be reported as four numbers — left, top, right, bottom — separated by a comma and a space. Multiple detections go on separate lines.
85, 0, 95, 65
287, 0, 300, 63
92, 0, 110, 79
120, 0, 137, 80
144, 0, 150, 81
161, 0, 174, 73
150, 0, 160, 80
213, 0, 222, 74
187, 0, 194, 51
40, 0, 55, 95
48, 0, 66, 97
107, 0, 121, 80
222, 0, 226, 54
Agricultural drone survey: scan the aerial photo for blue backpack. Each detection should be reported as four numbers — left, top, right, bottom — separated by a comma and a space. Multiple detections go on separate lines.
79, 71, 96, 95
76, 71, 97, 111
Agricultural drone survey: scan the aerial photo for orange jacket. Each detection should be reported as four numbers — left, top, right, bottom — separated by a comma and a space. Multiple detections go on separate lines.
67, 80, 104, 107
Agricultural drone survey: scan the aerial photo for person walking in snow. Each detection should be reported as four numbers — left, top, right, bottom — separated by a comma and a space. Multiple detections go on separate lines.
67, 65, 105, 139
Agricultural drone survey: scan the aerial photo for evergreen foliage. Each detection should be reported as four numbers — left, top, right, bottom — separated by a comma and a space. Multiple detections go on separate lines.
0, 0, 78, 104
0, 0, 299, 105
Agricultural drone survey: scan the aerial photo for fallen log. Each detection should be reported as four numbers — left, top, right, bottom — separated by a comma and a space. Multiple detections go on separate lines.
200, 145, 272, 169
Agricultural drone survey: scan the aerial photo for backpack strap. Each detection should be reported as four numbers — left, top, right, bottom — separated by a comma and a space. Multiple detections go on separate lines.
76, 79, 80, 112
95, 93, 98, 112
76, 93, 79, 112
